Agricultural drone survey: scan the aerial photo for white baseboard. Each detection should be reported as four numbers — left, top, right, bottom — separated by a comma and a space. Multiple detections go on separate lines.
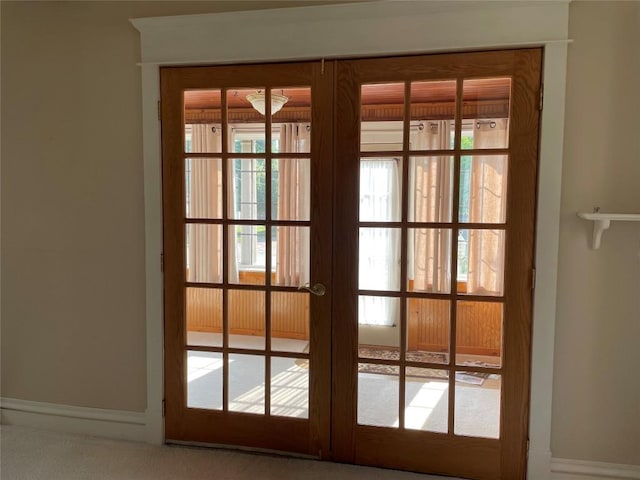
0, 397, 147, 442
2, 399, 638, 480
529, 447, 553, 479
552, 458, 640, 480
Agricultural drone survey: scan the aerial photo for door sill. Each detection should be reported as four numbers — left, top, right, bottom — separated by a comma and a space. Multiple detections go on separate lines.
165, 439, 321, 461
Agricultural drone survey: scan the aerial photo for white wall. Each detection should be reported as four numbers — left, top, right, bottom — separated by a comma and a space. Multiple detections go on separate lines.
551, 1, 640, 465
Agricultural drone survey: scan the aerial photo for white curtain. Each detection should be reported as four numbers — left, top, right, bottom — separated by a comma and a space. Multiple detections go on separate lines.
409, 120, 453, 293
276, 123, 311, 286
467, 119, 508, 295
358, 159, 401, 326
189, 123, 237, 283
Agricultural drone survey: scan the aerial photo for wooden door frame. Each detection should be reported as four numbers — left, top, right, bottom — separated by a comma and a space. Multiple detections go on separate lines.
133, 2, 570, 478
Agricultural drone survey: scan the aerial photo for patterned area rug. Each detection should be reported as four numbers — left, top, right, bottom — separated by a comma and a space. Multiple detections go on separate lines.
358, 345, 448, 380
359, 345, 447, 363
296, 345, 491, 385
296, 345, 493, 385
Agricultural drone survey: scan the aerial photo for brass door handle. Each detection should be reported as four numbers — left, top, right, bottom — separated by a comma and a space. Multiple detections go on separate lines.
298, 283, 327, 296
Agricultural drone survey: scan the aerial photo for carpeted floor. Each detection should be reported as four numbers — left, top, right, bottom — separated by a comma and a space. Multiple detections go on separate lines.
0, 425, 464, 480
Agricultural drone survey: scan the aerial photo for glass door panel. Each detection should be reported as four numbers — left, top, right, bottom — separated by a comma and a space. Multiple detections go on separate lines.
405, 367, 449, 433
360, 83, 404, 151
406, 298, 450, 364
270, 356, 310, 418
183, 89, 222, 154
409, 80, 456, 151
185, 158, 223, 219
187, 351, 223, 410
461, 78, 511, 150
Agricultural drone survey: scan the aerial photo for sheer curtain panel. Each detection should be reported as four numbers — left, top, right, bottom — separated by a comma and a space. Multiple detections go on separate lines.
276, 123, 311, 286
466, 119, 508, 295
410, 120, 452, 293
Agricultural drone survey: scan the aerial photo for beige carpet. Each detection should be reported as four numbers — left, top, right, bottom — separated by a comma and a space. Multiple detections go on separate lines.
1, 425, 464, 480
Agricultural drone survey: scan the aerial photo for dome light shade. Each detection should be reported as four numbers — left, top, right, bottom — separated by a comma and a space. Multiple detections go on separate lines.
246, 91, 288, 116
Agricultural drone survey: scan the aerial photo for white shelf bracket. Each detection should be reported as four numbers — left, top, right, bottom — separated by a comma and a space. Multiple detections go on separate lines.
590, 218, 610, 250
577, 212, 640, 250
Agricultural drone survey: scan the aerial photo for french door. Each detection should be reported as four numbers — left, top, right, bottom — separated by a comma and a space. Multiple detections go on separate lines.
161, 61, 334, 455
161, 49, 541, 480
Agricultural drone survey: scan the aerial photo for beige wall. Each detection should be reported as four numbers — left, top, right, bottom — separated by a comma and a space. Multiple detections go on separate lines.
0, 0, 333, 413
552, 1, 640, 465
1, 0, 638, 467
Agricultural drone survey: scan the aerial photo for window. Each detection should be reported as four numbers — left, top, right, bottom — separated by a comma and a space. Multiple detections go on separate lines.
457, 125, 474, 283
232, 128, 280, 271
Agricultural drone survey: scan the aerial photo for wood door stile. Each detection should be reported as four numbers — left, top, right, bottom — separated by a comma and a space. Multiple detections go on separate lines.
332, 58, 359, 462
499, 49, 541, 480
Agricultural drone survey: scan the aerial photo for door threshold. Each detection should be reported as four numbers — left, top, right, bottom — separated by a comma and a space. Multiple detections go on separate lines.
165, 439, 321, 461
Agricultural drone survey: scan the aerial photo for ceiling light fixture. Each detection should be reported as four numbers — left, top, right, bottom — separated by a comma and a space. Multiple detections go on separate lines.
246, 90, 288, 116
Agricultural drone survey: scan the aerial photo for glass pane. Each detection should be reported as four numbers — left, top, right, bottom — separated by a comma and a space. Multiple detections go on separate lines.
229, 353, 265, 414
184, 89, 222, 153
456, 301, 502, 368
270, 356, 309, 418
405, 367, 449, 432
410, 80, 456, 151
406, 298, 449, 364
407, 228, 451, 294
462, 78, 511, 150
358, 363, 399, 428
229, 224, 266, 285
273, 226, 309, 287
228, 158, 266, 220
361, 83, 404, 152
186, 224, 222, 284
455, 372, 501, 438
186, 288, 222, 348
408, 156, 453, 222
187, 351, 223, 410
358, 296, 400, 360
228, 290, 265, 350
359, 228, 401, 291
271, 291, 309, 353
273, 86, 311, 153
272, 158, 310, 221
185, 158, 222, 219
459, 155, 508, 224
228, 88, 266, 152
359, 158, 402, 222
457, 229, 505, 296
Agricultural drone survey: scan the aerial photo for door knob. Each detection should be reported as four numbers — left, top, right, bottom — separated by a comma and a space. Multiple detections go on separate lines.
298, 283, 327, 296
